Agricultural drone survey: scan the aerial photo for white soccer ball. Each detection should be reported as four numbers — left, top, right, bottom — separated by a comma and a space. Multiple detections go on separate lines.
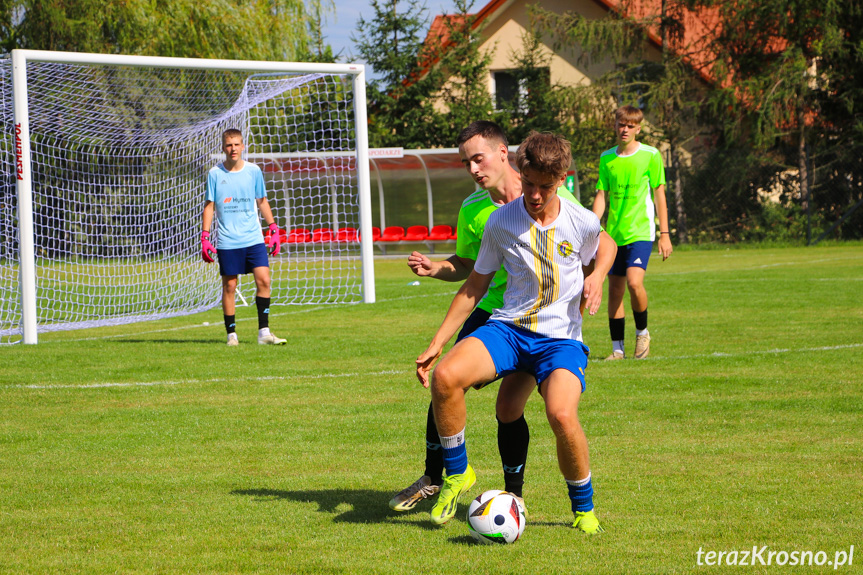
467, 490, 525, 544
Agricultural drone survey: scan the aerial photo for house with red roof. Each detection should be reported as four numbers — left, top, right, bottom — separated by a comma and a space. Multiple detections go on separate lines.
421, 0, 719, 110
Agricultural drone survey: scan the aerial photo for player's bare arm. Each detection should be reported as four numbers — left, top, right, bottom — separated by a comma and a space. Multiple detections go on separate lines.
416, 270, 493, 388
582, 231, 617, 316
256, 197, 276, 227
654, 184, 673, 260
592, 189, 607, 221
407, 252, 475, 280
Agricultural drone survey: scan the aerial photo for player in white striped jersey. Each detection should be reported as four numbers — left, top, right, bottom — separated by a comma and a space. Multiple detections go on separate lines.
416, 132, 617, 533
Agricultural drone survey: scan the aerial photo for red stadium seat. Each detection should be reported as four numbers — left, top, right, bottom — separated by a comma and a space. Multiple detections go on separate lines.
287, 228, 312, 243
404, 225, 429, 241
428, 224, 454, 241
335, 227, 358, 242
379, 226, 405, 242
312, 228, 335, 242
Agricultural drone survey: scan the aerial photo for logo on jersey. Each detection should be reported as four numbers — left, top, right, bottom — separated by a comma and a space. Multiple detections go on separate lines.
557, 240, 574, 257
223, 197, 232, 204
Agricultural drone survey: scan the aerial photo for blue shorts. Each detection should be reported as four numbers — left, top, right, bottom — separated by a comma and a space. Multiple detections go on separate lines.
609, 240, 653, 276
468, 320, 589, 392
218, 243, 269, 276
457, 307, 492, 343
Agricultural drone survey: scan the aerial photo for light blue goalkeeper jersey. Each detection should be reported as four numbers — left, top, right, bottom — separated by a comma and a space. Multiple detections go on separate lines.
206, 161, 267, 249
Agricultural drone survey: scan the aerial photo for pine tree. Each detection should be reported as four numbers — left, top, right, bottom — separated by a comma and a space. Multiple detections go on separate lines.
352, 0, 443, 147
700, 0, 862, 241
423, 0, 499, 147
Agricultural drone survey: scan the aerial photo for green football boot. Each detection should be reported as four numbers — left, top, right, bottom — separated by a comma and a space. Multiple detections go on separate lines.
430, 465, 476, 525
573, 510, 604, 534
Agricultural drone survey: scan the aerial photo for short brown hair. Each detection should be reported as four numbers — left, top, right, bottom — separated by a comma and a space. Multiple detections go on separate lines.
515, 131, 571, 179
222, 128, 243, 143
456, 121, 508, 148
615, 105, 643, 125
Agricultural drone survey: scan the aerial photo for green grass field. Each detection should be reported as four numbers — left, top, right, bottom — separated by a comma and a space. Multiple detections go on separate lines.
1, 245, 861, 574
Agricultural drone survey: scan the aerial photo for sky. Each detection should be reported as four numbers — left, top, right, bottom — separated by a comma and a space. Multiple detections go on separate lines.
320, 0, 461, 71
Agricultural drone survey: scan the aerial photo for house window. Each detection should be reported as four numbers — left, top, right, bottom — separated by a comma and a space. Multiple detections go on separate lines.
493, 71, 521, 112
493, 68, 550, 114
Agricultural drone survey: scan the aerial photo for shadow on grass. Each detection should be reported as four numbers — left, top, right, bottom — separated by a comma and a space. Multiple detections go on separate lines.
231, 488, 443, 530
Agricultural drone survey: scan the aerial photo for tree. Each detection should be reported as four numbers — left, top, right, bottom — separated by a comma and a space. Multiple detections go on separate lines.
352, 0, 442, 147
307, 0, 338, 63
502, 25, 614, 197
0, 0, 322, 61
531, 0, 709, 243
422, 0, 499, 147
700, 0, 862, 241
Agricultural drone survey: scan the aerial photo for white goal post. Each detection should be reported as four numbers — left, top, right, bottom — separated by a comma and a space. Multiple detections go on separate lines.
2, 49, 375, 344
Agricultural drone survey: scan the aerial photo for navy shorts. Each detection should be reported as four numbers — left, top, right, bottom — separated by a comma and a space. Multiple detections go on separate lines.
468, 320, 589, 392
218, 243, 269, 276
609, 240, 653, 276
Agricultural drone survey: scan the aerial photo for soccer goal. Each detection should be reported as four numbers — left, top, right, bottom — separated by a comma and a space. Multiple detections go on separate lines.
0, 50, 375, 344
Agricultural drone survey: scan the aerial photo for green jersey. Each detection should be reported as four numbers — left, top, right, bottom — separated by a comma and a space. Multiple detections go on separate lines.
456, 185, 581, 313
596, 143, 666, 245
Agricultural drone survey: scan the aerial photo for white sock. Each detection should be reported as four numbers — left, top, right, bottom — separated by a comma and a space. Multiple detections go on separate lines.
566, 472, 592, 487
612, 340, 625, 355
636, 328, 649, 337
439, 428, 466, 449
258, 327, 271, 337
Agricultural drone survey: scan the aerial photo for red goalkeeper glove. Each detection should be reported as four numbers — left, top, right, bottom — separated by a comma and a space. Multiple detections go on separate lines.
269, 222, 281, 256
201, 230, 217, 263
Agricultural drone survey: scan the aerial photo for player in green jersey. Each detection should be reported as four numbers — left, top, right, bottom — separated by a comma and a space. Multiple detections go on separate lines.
389, 121, 582, 514
592, 105, 673, 360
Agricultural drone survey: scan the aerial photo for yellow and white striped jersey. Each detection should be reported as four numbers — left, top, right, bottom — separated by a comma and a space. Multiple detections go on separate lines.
474, 197, 602, 341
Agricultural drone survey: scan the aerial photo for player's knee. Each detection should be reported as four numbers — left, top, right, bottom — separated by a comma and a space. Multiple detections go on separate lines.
431, 362, 467, 396
609, 282, 626, 299
626, 277, 644, 292
496, 395, 525, 423
545, 406, 579, 437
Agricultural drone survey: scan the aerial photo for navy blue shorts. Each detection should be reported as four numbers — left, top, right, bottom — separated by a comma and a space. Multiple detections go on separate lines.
218, 243, 269, 276
468, 320, 589, 392
609, 240, 653, 276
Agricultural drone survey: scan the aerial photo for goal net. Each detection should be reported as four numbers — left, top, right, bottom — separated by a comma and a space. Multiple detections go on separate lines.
0, 51, 374, 344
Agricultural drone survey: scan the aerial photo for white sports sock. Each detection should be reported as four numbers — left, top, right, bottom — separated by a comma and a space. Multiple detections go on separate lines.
439, 428, 466, 450
612, 340, 625, 355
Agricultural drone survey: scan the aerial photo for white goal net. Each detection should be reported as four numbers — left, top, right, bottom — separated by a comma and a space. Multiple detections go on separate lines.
0, 51, 374, 344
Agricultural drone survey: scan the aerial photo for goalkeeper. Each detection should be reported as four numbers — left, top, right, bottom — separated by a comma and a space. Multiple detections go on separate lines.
200, 128, 286, 346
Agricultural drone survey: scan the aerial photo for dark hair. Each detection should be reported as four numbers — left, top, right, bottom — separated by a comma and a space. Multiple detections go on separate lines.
456, 121, 508, 148
515, 131, 571, 178
222, 128, 243, 143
